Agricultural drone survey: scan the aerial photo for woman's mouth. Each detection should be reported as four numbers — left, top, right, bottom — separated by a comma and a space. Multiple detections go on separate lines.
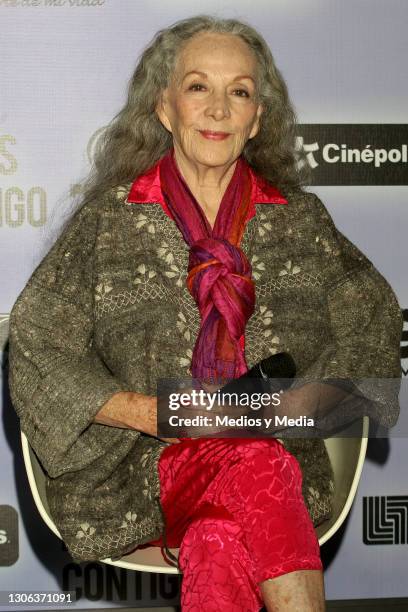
199, 130, 231, 140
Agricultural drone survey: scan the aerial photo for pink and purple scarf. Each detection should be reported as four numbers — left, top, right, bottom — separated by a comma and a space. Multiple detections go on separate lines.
159, 149, 255, 383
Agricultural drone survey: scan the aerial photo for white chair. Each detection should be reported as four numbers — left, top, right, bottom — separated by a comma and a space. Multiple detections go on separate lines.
21, 416, 369, 574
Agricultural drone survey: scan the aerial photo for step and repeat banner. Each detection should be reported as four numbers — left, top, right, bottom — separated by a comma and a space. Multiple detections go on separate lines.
1, 0, 407, 609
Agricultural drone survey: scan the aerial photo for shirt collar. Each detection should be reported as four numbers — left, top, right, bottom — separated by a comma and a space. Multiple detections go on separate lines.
125, 155, 287, 222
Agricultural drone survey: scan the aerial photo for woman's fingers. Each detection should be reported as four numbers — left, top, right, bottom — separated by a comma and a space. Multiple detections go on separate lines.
158, 436, 181, 444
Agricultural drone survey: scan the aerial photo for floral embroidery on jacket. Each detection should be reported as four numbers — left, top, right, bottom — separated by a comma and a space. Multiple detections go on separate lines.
157, 240, 175, 265
179, 348, 193, 374
133, 264, 157, 284
95, 282, 113, 301
177, 311, 192, 341
135, 212, 155, 233
76, 522, 96, 539
164, 263, 184, 287
120, 511, 138, 529
250, 254, 266, 281
278, 260, 301, 276
256, 212, 273, 239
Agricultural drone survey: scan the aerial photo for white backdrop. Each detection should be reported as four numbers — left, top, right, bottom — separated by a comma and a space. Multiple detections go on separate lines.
1, 0, 407, 608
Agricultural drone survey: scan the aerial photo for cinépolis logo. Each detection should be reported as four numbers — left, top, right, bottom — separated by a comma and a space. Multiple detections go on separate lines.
296, 124, 408, 185
0, 133, 47, 227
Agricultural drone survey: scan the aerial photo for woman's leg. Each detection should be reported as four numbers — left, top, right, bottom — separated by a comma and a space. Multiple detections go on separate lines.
210, 440, 326, 611
151, 438, 325, 609
260, 569, 325, 612
178, 514, 264, 611
180, 440, 322, 582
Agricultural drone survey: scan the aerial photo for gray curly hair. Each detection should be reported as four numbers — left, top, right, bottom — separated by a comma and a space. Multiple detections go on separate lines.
70, 15, 310, 226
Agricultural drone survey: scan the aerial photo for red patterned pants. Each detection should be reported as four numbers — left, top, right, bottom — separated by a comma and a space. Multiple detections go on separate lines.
147, 437, 322, 611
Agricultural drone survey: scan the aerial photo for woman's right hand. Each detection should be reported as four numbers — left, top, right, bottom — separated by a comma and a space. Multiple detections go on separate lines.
129, 393, 182, 444
94, 391, 181, 443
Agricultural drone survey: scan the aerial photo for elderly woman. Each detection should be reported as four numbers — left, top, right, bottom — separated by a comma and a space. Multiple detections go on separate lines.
8, 15, 402, 612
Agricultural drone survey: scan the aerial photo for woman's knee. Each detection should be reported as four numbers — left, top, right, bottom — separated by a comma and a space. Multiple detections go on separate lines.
178, 515, 243, 571
219, 439, 303, 500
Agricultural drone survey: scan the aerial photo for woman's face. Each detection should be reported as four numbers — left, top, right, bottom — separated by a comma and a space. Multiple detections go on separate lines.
156, 32, 263, 170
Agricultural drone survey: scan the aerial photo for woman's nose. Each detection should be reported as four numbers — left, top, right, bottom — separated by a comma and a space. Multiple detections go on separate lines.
204, 91, 231, 120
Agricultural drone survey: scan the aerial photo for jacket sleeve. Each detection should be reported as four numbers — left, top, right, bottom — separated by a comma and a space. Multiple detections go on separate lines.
8, 197, 131, 478
292, 192, 403, 431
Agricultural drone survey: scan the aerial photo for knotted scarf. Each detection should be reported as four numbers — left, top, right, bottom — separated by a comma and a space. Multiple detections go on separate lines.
159, 148, 255, 383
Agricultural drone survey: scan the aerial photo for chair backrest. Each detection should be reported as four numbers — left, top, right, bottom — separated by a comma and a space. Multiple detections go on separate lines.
21, 416, 369, 574
316, 416, 369, 544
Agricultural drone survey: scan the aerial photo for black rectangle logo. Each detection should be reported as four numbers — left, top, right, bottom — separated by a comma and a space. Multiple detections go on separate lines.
297, 124, 408, 185
0, 505, 19, 566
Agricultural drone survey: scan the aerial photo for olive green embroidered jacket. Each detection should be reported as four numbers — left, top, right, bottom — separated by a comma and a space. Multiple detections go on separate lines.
8, 182, 402, 563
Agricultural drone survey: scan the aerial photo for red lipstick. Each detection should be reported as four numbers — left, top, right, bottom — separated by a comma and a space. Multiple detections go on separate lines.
199, 130, 230, 140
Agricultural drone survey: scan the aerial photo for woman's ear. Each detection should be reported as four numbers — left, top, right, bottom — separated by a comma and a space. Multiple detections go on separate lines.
249, 104, 263, 140
155, 90, 172, 133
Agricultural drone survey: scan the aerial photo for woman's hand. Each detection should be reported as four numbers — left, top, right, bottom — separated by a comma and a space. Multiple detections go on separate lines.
94, 391, 181, 443
131, 394, 182, 444
274, 382, 350, 423
157, 436, 182, 444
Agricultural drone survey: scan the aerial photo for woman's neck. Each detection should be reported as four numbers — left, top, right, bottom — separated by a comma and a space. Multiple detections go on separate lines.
173, 146, 238, 221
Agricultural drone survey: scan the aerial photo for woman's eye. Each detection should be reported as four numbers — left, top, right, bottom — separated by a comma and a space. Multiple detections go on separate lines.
233, 89, 250, 98
187, 84, 249, 97
188, 83, 206, 91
